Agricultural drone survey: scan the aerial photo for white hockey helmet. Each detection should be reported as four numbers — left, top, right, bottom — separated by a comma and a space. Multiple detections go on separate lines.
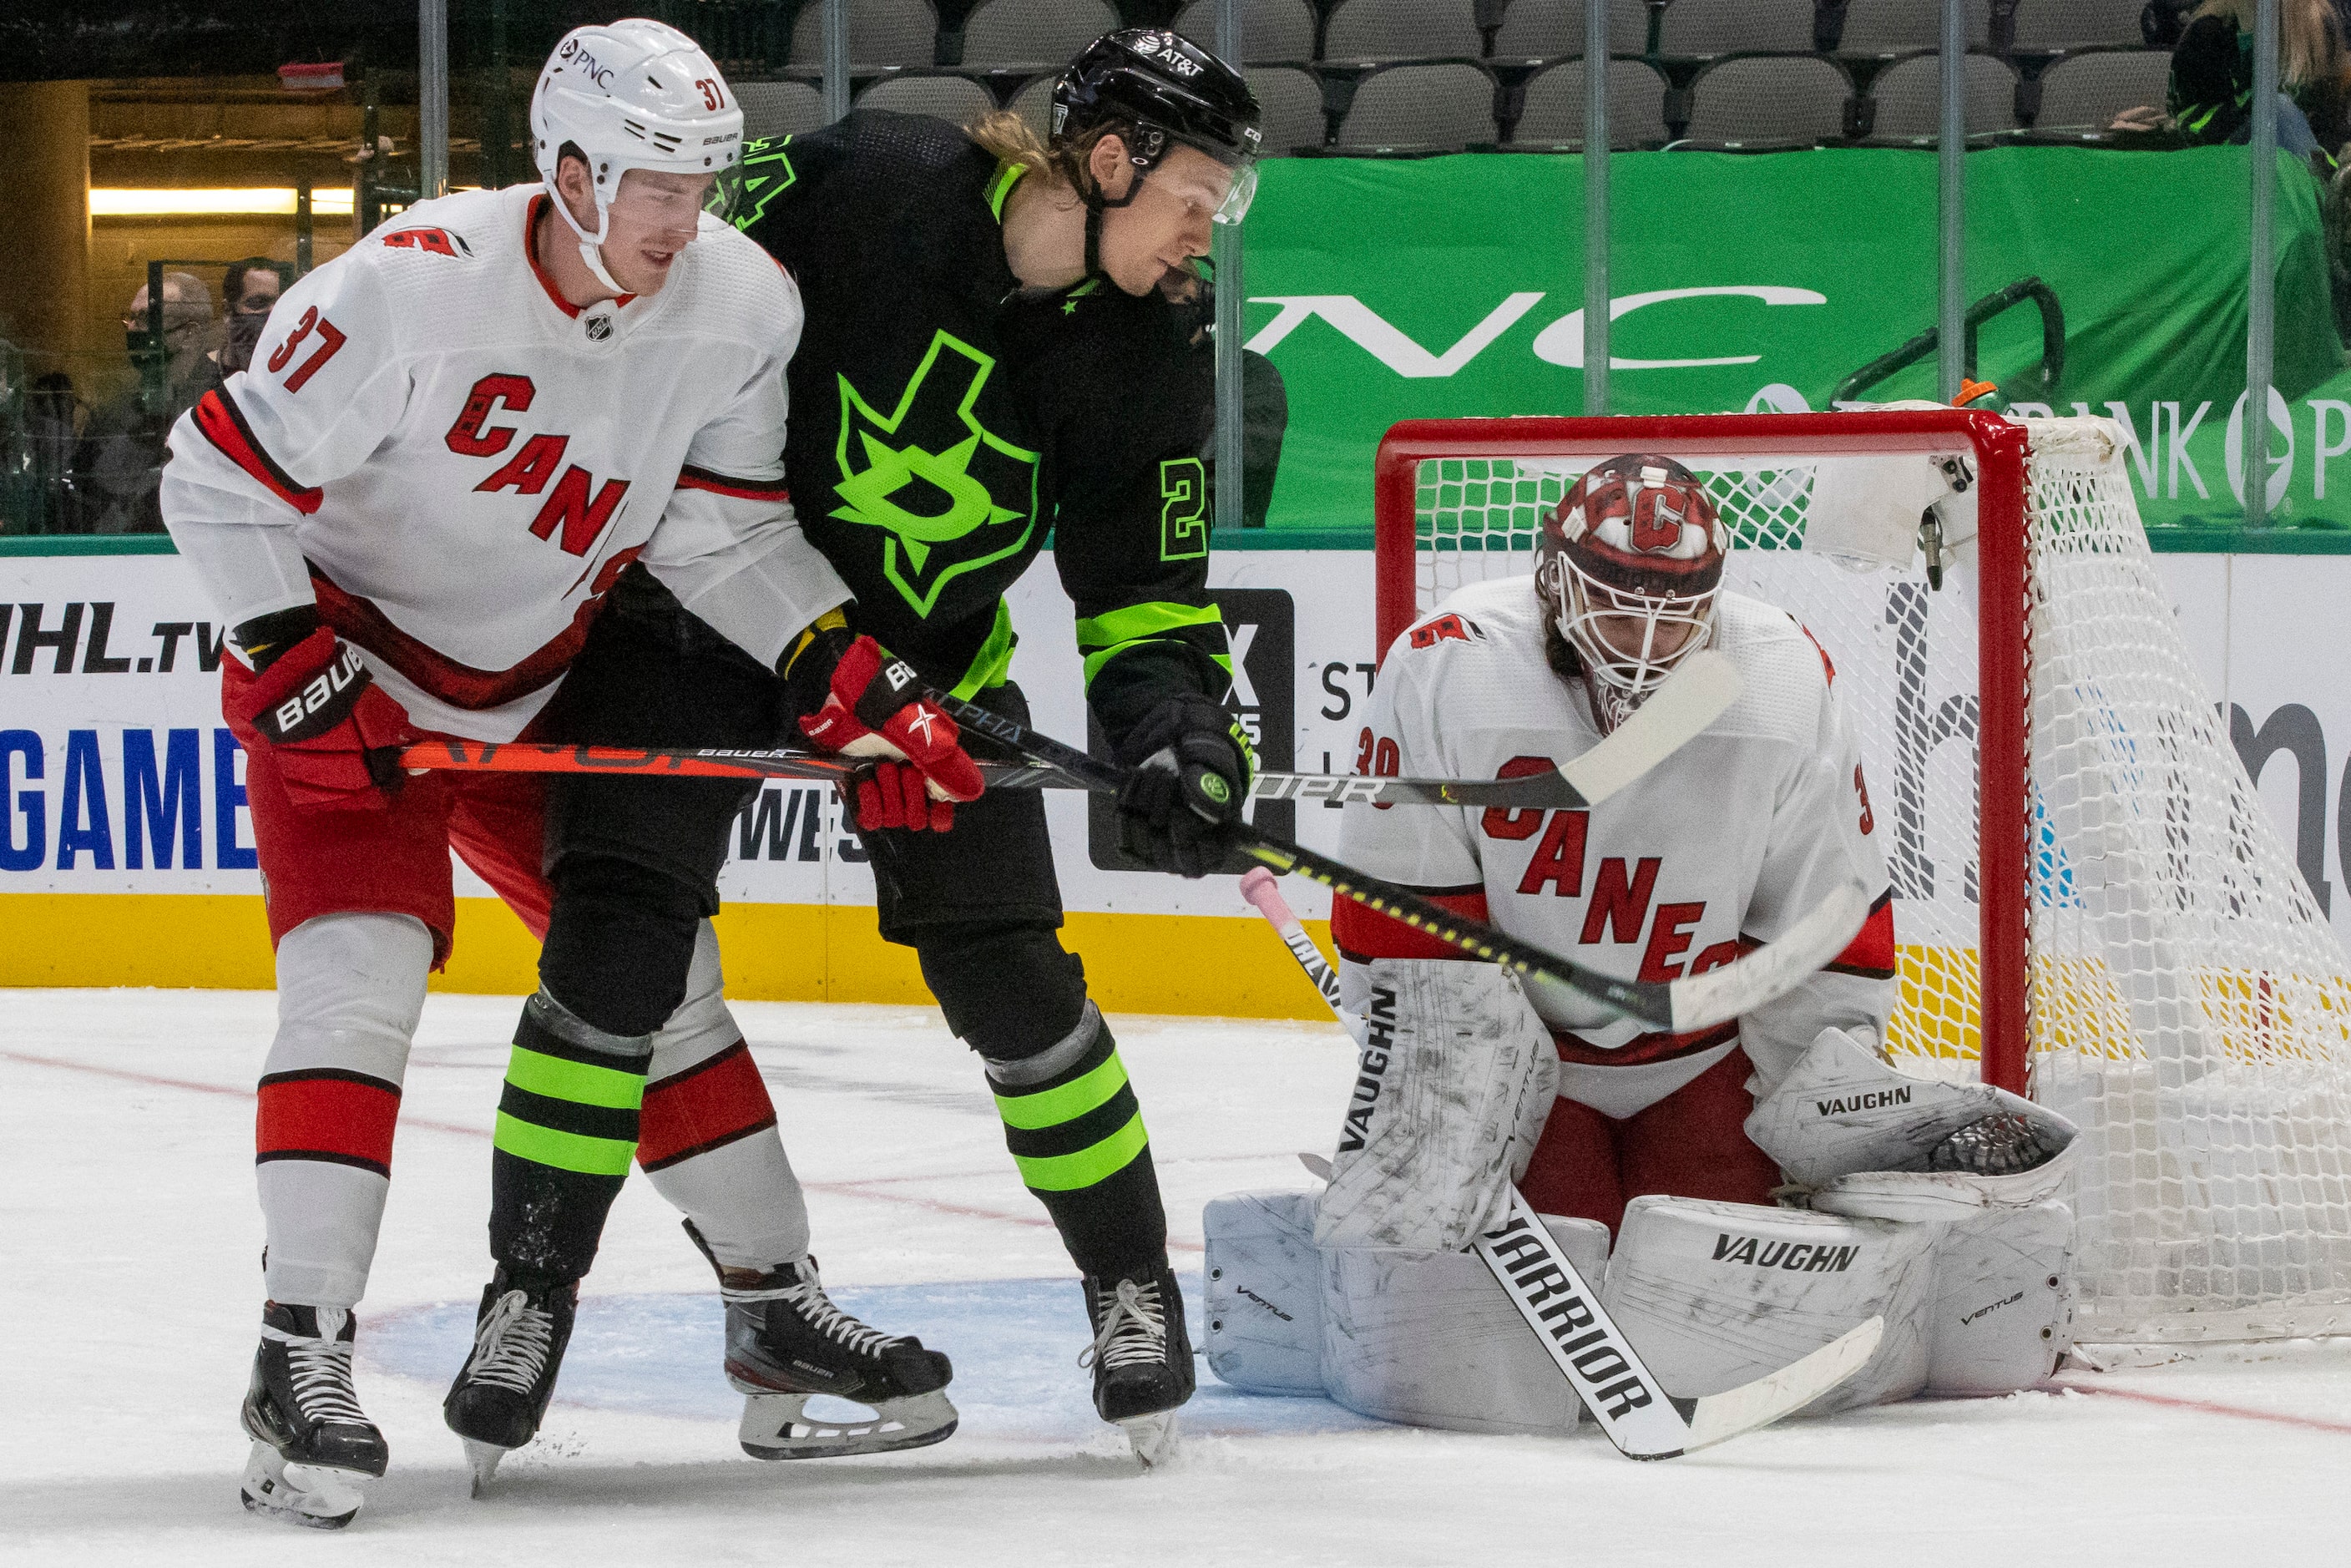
531, 18, 745, 291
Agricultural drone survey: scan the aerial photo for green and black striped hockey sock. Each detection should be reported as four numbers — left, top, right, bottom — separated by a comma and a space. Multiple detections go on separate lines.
488, 991, 651, 1282
985, 1008, 1168, 1277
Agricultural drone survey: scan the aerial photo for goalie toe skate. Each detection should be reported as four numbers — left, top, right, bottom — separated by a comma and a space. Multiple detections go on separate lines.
442, 1268, 577, 1495
1079, 1262, 1194, 1465
238, 1302, 388, 1530
720, 1254, 957, 1460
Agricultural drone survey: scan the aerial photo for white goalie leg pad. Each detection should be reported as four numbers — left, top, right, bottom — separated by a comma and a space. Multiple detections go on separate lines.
1314, 959, 1560, 1253
1203, 1190, 1323, 1393
1924, 1201, 2075, 1393
1318, 1214, 1609, 1435
1746, 1028, 2078, 1218
1601, 1196, 1937, 1415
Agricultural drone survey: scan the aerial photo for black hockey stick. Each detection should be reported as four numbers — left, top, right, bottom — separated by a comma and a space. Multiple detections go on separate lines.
1238, 871, 1883, 1459
925, 689, 1868, 1034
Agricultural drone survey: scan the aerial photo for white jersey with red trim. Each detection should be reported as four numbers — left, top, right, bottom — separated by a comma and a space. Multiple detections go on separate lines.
160, 182, 847, 740
1334, 575, 1895, 1120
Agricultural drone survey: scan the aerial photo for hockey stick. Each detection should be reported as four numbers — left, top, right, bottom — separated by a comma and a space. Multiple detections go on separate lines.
1236, 870, 1883, 1459
397, 675, 1733, 812
929, 689, 1867, 1034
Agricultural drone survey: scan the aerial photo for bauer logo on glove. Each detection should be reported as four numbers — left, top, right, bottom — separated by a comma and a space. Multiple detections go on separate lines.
267, 641, 373, 743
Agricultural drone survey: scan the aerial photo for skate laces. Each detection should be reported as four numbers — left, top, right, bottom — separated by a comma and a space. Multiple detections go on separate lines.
730, 1264, 900, 1359
278, 1318, 368, 1427
1079, 1277, 1167, 1373
463, 1289, 555, 1396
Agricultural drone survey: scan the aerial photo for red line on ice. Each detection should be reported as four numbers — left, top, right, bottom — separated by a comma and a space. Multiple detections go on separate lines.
0, 1047, 1202, 1251
2057, 1379, 2351, 1435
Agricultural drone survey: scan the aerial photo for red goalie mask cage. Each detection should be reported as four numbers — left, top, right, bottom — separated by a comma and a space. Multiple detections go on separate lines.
1373, 410, 2351, 1348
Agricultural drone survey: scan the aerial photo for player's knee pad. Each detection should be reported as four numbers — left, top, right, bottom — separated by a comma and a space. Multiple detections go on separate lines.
258, 913, 434, 1308
539, 852, 708, 1038
1319, 1215, 1610, 1436
1202, 1190, 1323, 1394
1315, 958, 1559, 1254
914, 922, 1088, 1059
1746, 1028, 2077, 1217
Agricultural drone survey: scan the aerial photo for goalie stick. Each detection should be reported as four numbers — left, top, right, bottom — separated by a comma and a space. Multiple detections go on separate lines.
397, 649, 1735, 812
928, 690, 1867, 1034
1237, 869, 1883, 1459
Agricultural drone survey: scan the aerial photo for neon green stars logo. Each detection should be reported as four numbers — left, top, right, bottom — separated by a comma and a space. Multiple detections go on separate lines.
833, 331, 1041, 618
722, 138, 797, 232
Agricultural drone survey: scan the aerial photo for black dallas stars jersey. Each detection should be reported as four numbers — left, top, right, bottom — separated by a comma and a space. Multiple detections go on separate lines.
733, 110, 1231, 740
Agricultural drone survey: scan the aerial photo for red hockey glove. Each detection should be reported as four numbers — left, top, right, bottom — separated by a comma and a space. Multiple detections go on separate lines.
222, 627, 419, 812
797, 634, 983, 833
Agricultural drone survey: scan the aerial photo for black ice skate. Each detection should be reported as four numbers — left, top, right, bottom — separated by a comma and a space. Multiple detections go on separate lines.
240, 1301, 389, 1529
720, 1253, 957, 1459
1079, 1262, 1195, 1466
442, 1268, 577, 1494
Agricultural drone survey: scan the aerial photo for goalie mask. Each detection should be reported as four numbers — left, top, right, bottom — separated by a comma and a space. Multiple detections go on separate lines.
531, 19, 744, 295
1536, 454, 1728, 733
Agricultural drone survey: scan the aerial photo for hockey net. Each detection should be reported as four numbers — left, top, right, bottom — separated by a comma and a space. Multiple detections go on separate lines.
1373, 411, 2351, 1345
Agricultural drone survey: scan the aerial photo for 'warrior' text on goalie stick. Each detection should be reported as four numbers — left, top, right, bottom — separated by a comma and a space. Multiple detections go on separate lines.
924, 685, 1868, 1035
1236, 869, 1883, 1460
397, 650, 1740, 810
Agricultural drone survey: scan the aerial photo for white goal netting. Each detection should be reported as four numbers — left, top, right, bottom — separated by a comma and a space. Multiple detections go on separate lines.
1388, 417, 2351, 1343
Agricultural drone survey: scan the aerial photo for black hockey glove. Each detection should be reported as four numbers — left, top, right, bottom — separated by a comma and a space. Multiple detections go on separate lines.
1114, 692, 1255, 878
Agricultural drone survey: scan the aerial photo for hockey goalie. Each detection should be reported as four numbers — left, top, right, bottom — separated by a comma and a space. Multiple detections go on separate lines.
1207, 453, 2081, 1434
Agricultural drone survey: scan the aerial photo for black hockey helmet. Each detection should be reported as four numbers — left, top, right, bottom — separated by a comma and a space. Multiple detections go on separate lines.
1049, 28, 1262, 225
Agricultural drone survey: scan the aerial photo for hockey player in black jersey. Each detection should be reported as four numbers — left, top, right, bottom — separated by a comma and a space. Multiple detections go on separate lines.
468, 28, 1263, 1465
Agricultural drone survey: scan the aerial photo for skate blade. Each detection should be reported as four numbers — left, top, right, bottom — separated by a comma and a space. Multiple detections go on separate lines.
738, 1388, 959, 1460
1119, 1410, 1180, 1468
463, 1439, 508, 1498
239, 1441, 367, 1530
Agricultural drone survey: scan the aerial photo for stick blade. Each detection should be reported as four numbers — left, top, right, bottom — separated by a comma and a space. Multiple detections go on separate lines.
1666, 881, 1871, 1032
1679, 1316, 1883, 1454
1556, 650, 1742, 807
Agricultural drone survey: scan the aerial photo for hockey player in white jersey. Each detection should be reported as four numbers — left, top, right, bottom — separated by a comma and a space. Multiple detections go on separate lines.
1204, 453, 2078, 1434
162, 19, 976, 1526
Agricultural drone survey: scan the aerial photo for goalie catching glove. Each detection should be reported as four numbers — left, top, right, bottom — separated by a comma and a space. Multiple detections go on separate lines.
1115, 691, 1255, 877
786, 612, 984, 833
223, 610, 418, 812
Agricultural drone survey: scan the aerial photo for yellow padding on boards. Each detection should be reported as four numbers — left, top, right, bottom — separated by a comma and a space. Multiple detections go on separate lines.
0, 893, 1351, 1019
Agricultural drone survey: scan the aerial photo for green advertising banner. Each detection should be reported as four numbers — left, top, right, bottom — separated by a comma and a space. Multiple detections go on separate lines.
1241, 145, 2348, 539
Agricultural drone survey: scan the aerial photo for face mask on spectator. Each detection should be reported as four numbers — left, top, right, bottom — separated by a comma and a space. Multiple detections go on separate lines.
223, 310, 270, 372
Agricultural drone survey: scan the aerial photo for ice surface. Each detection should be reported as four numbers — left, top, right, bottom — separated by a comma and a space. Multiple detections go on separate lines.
3, 990, 2347, 1565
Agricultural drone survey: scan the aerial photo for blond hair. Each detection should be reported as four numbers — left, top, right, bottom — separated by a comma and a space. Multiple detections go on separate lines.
966, 107, 1130, 199
2197, 0, 2349, 89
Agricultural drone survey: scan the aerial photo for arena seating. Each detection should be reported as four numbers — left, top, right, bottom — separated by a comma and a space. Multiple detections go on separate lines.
721, 0, 2170, 155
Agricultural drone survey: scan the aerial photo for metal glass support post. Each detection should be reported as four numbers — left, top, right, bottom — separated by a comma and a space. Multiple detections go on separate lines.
2247, 0, 2279, 525
296, 180, 313, 276
1938, 0, 1964, 402
823, 0, 851, 124
1583, 0, 1610, 415
420, 0, 449, 201
1215, 0, 1246, 530
484, 0, 512, 190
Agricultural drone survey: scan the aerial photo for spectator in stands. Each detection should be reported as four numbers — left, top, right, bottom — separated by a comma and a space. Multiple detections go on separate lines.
2120, 0, 2351, 158
211, 257, 286, 379
76, 271, 213, 534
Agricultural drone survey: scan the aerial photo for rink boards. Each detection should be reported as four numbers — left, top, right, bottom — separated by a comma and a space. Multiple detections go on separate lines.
2, 542, 2348, 1026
